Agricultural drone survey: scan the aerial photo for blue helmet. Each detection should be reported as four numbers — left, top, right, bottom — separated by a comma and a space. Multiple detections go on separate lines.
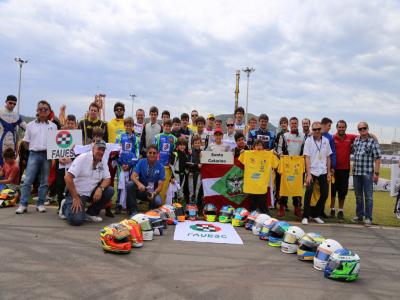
245, 211, 259, 230
324, 249, 360, 281
267, 221, 290, 247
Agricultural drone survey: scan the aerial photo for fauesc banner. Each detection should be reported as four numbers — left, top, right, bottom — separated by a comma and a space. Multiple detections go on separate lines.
173, 221, 243, 245
47, 130, 82, 159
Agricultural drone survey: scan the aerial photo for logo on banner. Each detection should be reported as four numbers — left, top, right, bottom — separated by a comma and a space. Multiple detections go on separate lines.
190, 224, 222, 232
56, 131, 73, 149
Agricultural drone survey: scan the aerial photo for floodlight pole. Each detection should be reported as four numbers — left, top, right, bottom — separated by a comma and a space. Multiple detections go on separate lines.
14, 57, 28, 115
129, 94, 137, 117
242, 67, 255, 127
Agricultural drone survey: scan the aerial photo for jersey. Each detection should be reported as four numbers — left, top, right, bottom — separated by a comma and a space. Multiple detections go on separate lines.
278, 156, 305, 197
248, 128, 276, 150
154, 133, 177, 166
238, 150, 279, 194
116, 132, 140, 168
107, 118, 125, 144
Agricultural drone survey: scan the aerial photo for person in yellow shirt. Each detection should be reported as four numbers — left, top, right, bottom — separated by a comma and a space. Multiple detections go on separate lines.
187, 110, 198, 133
108, 102, 126, 143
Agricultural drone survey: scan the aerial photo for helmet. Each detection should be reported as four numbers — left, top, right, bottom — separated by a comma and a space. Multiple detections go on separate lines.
100, 223, 132, 254
314, 239, 343, 271
186, 204, 198, 221
173, 203, 186, 222
153, 208, 168, 229
146, 210, 165, 236
131, 214, 153, 241
0, 189, 18, 207
232, 207, 249, 227
218, 205, 235, 223
259, 218, 278, 240
245, 211, 259, 230
267, 221, 290, 247
252, 214, 271, 236
297, 233, 325, 261
203, 203, 217, 222
324, 249, 360, 282
160, 205, 177, 225
119, 219, 144, 248
281, 226, 305, 254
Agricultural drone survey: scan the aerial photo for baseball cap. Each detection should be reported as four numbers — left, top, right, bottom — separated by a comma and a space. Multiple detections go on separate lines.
207, 114, 215, 120
214, 128, 223, 135
94, 140, 107, 148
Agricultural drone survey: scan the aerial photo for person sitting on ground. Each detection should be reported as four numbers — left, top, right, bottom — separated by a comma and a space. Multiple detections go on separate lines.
0, 147, 20, 192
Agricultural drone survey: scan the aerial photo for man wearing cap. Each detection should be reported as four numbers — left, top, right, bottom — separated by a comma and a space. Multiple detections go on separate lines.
206, 128, 231, 152
63, 140, 114, 225
0, 95, 26, 166
204, 114, 215, 136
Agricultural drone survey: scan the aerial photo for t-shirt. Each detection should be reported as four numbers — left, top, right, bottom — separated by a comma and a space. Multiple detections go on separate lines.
334, 133, 357, 170
188, 123, 198, 133
23, 120, 57, 151
238, 150, 279, 194
134, 158, 166, 190
154, 133, 177, 166
303, 136, 332, 176
68, 151, 111, 196
206, 142, 231, 152
278, 156, 305, 197
3, 161, 20, 185
107, 118, 125, 144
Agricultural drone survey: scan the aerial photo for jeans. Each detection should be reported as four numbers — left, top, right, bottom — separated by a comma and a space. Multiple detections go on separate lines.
20, 151, 51, 207
353, 174, 374, 220
64, 186, 114, 226
125, 181, 162, 214
303, 174, 328, 218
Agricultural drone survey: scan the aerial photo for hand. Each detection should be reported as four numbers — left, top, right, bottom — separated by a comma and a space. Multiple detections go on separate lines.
147, 192, 156, 201
71, 197, 82, 213
373, 174, 379, 184
93, 187, 102, 202
137, 183, 146, 192
122, 164, 130, 171
306, 174, 312, 186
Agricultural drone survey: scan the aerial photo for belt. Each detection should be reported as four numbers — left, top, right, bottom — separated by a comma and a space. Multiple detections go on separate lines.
30, 150, 47, 154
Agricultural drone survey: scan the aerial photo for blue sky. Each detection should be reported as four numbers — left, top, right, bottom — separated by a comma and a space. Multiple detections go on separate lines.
0, 0, 399, 141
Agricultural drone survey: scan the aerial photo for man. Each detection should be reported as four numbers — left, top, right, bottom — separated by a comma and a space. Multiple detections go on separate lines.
140, 106, 162, 156
63, 140, 114, 225
234, 106, 246, 132
302, 121, 332, 225
134, 108, 145, 138
274, 116, 289, 151
233, 132, 249, 158
78, 102, 108, 145
107, 102, 125, 143
0, 95, 26, 166
179, 113, 193, 140
248, 114, 275, 150
215, 119, 223, 130
204, 114, 215, 136
188, 110, 198, 133
15, 101, 58, 214
125, 145, 165, 215
302, 118, 311, 138
223, 118, 236, 142
352, 122, 381, 227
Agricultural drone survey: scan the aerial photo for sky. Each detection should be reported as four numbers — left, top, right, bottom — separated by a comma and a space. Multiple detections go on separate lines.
0, 0, 399, 141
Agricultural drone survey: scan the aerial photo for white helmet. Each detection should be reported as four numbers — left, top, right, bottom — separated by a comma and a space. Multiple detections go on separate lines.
281, 226, 305, 254
131, 214, 154, 241
314, 239, 343, 271
252, 214, 271, 236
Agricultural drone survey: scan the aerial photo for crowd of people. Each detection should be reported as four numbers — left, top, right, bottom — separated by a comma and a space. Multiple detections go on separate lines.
0, 94, 389, 227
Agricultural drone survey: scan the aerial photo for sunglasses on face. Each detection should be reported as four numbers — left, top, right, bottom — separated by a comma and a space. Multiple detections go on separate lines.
312, 128, 321, 131
114, 108, 124, 112
226, 124, 234, 127
358, 127, 368, 131
7, 101, 17, 106
38, 107, 49, 112
191, 114, 198, 117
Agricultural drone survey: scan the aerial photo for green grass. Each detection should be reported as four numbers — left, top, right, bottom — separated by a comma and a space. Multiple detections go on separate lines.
380, 167, 391, 180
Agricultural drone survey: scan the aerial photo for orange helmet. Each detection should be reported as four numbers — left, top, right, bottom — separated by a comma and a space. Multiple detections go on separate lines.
172, 203, 185, 222
119, 219, 143, 248
160, 205, 177, 225
100, 223, 132, 254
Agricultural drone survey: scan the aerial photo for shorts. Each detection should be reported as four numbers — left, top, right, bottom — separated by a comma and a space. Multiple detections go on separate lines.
332, 169, 350, 199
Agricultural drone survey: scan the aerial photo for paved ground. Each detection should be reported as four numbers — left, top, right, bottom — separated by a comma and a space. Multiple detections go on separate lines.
0, 206, 399, 300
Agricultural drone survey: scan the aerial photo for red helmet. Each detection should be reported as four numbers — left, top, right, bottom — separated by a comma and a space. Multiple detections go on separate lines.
100, 223, 132, 254
119, 219, 143, 248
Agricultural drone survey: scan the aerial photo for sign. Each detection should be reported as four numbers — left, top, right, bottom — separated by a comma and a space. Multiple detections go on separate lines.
173, 221, 243, 245
47, 130, 82, 159
200, 151, 234, 165
390, 164, 400, 197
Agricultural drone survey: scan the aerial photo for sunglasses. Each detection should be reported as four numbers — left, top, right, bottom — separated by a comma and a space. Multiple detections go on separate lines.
38, 107, 49, 112
114, 108, 124, 112
312, 128, 321, 131
191, 114, 198, 117
7, 101, 17, 106
358, 127, 368, 131
226, 124, 234, 127
147, 151, 157, 155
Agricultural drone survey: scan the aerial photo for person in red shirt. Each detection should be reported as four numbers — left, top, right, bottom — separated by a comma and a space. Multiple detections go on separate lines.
0, 147, 20, 191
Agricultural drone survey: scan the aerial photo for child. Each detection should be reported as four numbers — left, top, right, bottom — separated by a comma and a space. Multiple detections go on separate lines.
206, 128, 231, 151
171, 117, 182, 138
170, 137, 189, 202
187, 135, 203, 208
0, 147, 20, 192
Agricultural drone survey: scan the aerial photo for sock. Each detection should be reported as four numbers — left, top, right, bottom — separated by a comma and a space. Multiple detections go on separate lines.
339, 208, 343, 212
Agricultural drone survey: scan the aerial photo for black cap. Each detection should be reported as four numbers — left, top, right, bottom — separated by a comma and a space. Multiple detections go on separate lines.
94, 140, 106, 148
6, 95, 17, 102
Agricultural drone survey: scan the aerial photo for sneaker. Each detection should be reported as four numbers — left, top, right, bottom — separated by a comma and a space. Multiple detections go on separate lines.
294, 207, 302, 218
58, 199, 66, 220
396, 211, 400, 220
301, 218, 308, 225
36, 205, 47, 213
313, 217, 325, 224
86, 214, 102, 222
364, 218, 372, 227
114, 205, 122, 215
105, 208, 115, 218
337, 211, 344, 220
351, 216, 363, 223
15, 205, 28, 214
330, 209, 335, 217
277, 205, 285, 218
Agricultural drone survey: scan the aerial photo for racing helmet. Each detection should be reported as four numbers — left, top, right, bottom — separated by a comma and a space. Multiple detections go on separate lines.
173, 203, 186, 222
100, 223, 132, 254
314, 239, 343, 271
131, 214, 154, 241
186, 204, 198, 221
218, 205, 235, 223
252, 214, 271, 236
324, 249, 360, 282
267, 221, 290, 247
245, 211, 259, 230
0, 189, 18, 207
146, 210, 165, 236
259, 218, 278, 240
119, 219, 144, 248
232, 207, 250, 227
203, 203, 218, 222
297, 233, 325, 261
281, 226, 305, 254
160, 205, 177, 225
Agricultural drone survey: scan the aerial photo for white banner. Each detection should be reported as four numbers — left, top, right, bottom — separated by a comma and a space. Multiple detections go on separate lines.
390, 164, 400, 197
348, 176, 391, 192
173, 221, 243, 245
200, 151, 234, 165
47, 130, 82, 159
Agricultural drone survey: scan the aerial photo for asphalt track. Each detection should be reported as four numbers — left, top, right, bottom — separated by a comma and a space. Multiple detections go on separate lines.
0, 206, 399, 300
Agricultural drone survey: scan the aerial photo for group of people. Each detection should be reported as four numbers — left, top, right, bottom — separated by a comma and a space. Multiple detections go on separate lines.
0, 95, 386, 227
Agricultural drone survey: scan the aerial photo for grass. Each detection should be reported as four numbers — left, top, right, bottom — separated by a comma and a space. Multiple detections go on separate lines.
380, 167, 391, 180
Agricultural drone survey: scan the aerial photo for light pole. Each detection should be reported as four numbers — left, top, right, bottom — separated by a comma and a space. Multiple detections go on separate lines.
14, 57, 28, 115
242, 67, 255, 126
129, 94, 137, 117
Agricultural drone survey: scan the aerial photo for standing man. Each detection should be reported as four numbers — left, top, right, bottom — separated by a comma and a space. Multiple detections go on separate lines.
302, 118, 311, 138
188, 110, 198, 133
248, 114, 275, 150
107, 102, 125, 143
15, 101, 58, 214
140, 106, 162, 156
223, 118, 236, 142
302, 121, 332, 225
179, 113, 193, 140
234, 106, 246, 132
78, 102, 108, 145
0, 95, 26, 166
204, 114, 215, 136
134, 108, 145, 138
352, 122, 381, 227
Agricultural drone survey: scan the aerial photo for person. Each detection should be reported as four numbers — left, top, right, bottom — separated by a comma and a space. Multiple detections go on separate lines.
248, 114, 275, 150
154, 119, 177, 167
206, 128, 231, 151
134, 108, 145, 138
351, 122, 381, 227
234, 106, 246, 132
245, 116, 257, 145
15, 100, 58, 214
215, 119, 223, 130
302, 118, 311, 138
0, 147, 20, 192
170, 137, 189, 201
188, 116, 210, 150
107, 102, 125, 144
78, 102, 108, 145
233, 132, 249, 158
223, 118, 236, 142
179, 113, 193, 140
161, 110, 170, 124
187, 135, 202, 207
277, 117, 305, 218
125, 145, 165, 215
188, 110, 198, 133
63, 140, 114, 225
302, 121, 332, 225
274, 116, 289, 151
171, 117, 182, 138
204, 114, 215, 136
395, 161, 400, 219
0, 95, 26, 166
140, 106, 162, 156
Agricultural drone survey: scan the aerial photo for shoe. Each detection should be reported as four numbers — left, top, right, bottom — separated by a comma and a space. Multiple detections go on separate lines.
330, 209, 335, 217
59, 199, 66, 220
277, 205, 285, 218
396, 211, 400, 220
15, 205, 28, 214
301, 218, 308, 225
337, 211, 344, 219
114, 205, 122, 215
351, 216, 363, 223
105, 208, 115, 218
364, 219, 372, 227
294, 207, 302, 218
313, 217, 324, 224
36, 205, 47, 213
86, 214, 102, 222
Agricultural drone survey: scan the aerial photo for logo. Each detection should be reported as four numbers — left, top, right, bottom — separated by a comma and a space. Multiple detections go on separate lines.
251, 172, 261, 179
56, 131, 73, 149
190, 224, 221, 232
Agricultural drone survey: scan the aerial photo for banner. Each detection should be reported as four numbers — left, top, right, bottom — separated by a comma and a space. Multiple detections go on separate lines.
173, 221, 243, 245
390, 164, 400, 197
47, 130, 82, 159
200, 151, 234, 165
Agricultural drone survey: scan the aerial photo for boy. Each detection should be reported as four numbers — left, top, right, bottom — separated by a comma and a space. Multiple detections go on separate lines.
206, 128, 231, 152
170, 137, 189, 201
187, 135, 202, 208
171, 117, 182, 138
188, 116, 210, 150
0, 147, 20, 192
179, 113, 193, 140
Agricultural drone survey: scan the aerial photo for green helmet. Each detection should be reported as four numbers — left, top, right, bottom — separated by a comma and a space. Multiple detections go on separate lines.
324, 249, 360, 282
218, 205, 235, 223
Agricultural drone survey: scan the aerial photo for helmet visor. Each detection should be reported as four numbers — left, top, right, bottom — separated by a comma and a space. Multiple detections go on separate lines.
205, 211, 217, 216
175, 207, 185, 216
283, 233, 298, 244
220, 211, 232, 218
150, 219, 164, 229
315, 250, 331, 262
140, 220, 153, 231
299, 239, 318, 252
327, 259, 340, 270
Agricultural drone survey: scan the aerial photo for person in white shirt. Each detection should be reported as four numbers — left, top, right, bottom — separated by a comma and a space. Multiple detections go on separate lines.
223, 118, 236, 142
234, 106, 246, 132
206, 128, 231, 152
16, 100, 57, 214
63, 140, 114, 225
302, 121, 332, 225
134, 108, 145, 138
